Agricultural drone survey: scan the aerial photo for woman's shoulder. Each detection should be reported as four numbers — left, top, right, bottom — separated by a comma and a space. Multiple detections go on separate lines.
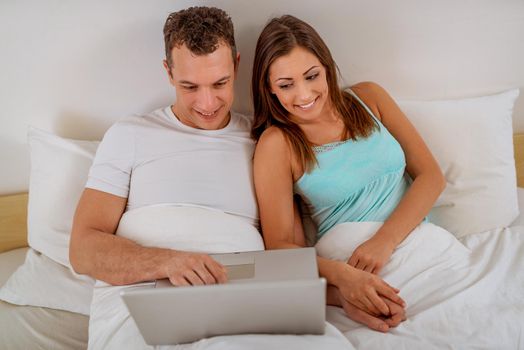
349, 81, 391, 120
349, 81, 385, 96
255, 126, 294, 163
255, 125, 302, 179
257, 126, 288, 148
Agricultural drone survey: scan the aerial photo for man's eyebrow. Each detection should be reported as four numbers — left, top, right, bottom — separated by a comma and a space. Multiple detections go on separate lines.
178, 75, 231, 86
274, 66, 320, 83
214, 75, 231, 84
179, 80, 197, 86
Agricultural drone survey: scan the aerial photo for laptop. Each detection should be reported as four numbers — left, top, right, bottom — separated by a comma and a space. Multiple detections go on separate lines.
120, 247, 326, 345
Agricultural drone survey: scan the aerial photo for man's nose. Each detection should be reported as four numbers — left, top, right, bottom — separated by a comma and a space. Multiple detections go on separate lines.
196, 88, 217, 111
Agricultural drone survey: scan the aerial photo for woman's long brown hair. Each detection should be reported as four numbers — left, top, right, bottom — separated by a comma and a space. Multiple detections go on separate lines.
251, 15, 377, 172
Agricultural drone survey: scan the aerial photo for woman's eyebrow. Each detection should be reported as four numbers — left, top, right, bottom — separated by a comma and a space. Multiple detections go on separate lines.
274, 65, 319, 83
303, 66, 320, 75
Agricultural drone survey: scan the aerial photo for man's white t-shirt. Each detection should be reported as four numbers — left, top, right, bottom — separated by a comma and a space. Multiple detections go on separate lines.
86, 106, 258, 227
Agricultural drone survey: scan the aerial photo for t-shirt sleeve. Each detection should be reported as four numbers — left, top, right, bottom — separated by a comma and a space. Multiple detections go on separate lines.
85, 121, 135, 198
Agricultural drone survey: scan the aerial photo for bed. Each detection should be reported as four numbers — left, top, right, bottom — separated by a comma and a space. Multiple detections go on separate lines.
0, 132, 523, 349
1, 1, 524, 349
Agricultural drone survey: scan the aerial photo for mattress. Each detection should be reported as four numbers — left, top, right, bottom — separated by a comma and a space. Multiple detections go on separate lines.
0, 187, 522, 350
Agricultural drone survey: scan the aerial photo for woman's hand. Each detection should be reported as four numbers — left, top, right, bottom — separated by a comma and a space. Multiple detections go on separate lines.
328, 285, 406, 332
381, 297, 407, 328
336, 264, 405, 316
347, 236, 395, 274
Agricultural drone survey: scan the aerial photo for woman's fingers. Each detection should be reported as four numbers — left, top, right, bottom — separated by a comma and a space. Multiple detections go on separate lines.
366, 290, 390, 315
340, 298, 390, 333
348, 255, 358, 267
364, 265, 375, 273
378, 280, 406, 307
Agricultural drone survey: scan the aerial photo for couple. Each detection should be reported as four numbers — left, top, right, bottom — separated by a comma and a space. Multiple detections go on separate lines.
69, 6, 445, 346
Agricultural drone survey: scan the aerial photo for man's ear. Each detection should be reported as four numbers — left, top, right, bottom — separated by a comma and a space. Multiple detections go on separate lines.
163, 59, 175, 85
234, 52, 240, 75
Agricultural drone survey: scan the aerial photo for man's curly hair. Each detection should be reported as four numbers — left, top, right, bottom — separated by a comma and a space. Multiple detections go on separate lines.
163, 6, 237, 68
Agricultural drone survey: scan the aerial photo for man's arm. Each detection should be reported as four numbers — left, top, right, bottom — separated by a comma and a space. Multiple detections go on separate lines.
69, 188, 227, 286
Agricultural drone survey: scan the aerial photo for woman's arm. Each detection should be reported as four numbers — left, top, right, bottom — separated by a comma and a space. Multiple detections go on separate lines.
347, 82, 447, 274
253, 126, 405, 317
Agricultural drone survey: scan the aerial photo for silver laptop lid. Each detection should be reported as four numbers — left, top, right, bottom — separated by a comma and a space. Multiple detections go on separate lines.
121, 248, 326, 345
122, 278, 326, 345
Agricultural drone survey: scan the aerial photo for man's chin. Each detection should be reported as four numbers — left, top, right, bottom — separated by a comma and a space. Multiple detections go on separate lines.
196, 112, 230, 130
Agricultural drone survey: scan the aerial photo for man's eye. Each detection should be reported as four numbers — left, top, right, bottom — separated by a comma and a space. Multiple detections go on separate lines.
214, 81, 227, 88
182, 85, 197, 91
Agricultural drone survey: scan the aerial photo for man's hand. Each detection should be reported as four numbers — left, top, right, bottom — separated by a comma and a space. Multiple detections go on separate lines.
165, 251, 228, 286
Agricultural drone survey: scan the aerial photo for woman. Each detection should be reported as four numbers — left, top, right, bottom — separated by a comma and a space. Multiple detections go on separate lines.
251, 15, 446, 332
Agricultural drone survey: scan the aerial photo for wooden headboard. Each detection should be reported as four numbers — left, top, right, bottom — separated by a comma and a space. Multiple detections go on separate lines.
0, 133, 523, 254
516, 133, 524, 188
0, 193, 28, 253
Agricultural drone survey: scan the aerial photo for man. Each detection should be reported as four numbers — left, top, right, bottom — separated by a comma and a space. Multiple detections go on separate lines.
69, 7, 404, 347
70, 6, 253, 289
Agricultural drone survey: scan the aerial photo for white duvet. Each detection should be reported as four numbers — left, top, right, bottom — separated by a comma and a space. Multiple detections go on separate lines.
87, 205, 353, 350
319, 222, 524, 350
88, 204, 524, 350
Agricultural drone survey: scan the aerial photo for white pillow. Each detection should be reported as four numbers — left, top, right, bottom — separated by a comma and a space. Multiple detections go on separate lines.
0, 248, 93, 315
27, 127, 99, 267
0, 128, 98, 315
398, 89, 520, 237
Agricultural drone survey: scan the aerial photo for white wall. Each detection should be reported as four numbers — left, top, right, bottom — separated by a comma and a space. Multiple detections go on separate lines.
1, 0, 523, 194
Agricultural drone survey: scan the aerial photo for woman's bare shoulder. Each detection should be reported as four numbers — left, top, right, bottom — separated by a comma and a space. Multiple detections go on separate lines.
350, 81, 386, 96
349, 81, 391, 120
257, 126, 288, 149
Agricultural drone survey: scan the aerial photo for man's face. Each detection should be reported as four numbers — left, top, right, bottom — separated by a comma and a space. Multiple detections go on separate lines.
164, 43, 238, 130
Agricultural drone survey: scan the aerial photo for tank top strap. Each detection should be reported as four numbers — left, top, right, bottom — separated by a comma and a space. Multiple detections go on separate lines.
346, 88, 381, 125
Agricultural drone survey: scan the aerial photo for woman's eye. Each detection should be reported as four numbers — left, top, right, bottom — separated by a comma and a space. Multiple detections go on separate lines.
306, 73, 319, 81
279, 84, 292, 90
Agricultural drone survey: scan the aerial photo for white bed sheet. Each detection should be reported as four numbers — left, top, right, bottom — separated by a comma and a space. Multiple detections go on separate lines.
323, 223, 524, 350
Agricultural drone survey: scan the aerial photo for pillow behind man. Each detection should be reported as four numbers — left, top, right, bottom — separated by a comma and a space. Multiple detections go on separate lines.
0, 127, 97, 315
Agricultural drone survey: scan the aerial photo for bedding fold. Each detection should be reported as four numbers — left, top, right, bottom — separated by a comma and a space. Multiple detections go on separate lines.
318, 222, 524, 349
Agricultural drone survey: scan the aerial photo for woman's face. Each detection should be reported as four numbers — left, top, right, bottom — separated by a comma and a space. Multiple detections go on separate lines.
268, 46, 330, 123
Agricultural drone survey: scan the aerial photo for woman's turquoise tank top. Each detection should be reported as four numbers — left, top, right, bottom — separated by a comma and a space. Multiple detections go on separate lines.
294, 90, 410, 239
